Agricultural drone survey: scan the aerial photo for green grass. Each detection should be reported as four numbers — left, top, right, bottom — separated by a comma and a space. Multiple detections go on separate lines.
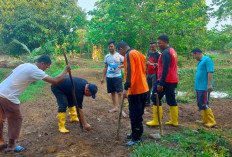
91, 65, 104, 68
176, 67, 232, 101
0, 68, 12, 82
131, 128, 231, 157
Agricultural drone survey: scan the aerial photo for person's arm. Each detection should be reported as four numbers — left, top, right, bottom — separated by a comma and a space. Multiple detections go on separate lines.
124, 53, 133, 90
43, 65, 70, 86
207, 72, 213, 91
157, 51, 171, 92
77, 108, 91, 131
101, 64, 108, 84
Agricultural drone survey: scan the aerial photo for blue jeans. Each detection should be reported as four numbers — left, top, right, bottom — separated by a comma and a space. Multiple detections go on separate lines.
51, 86, 75, 112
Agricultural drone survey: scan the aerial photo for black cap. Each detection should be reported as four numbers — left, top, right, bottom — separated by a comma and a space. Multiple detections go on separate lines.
191, 48, 202, 53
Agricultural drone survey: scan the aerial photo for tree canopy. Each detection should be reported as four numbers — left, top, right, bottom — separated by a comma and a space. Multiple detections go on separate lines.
0, 0, 231, 56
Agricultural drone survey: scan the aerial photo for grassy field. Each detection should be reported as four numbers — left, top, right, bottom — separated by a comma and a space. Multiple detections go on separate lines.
131, 128, 232, 157
0, 54, 231, 156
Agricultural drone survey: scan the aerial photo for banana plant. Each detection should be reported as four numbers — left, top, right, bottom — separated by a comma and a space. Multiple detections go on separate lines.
10, 39, 57, 57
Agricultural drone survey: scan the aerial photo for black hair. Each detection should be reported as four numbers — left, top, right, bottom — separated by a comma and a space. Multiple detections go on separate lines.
107, 40, 115, 46
150, 41, 157, 45
157, 35, 169, 43
116, 41, 129, 50
37, 55, 52, 64
191, 48, 202, 53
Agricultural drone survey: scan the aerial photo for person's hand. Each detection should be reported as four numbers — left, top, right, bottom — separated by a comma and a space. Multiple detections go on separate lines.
207, 84, 213, 92
157, 85, 163, 92
154, 63, 158, 67
123, 90, 128, 99
118, 65, 123, 68
84, 123, 91, 131
65, 65, 71, 72
100, 78, 104, 84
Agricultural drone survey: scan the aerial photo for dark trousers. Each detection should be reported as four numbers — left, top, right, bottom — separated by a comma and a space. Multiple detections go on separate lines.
51, 86, 74, 112
128, 92, 147, 141
196, 90, 210, 110
146, 74, 156, 104
151, 81, 177, 106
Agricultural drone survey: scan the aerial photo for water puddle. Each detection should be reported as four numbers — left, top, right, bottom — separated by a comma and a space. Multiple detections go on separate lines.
177, 91, 187, 96
210, 91, 228, 98
177, 91, 228, 98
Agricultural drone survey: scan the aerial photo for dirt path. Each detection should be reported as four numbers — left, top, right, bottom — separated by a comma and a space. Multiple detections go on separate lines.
1, 68, 232, 157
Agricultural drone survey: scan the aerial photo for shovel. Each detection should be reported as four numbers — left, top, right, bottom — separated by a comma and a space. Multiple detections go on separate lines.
63, 48, 83, 131
116, 98, 125, 140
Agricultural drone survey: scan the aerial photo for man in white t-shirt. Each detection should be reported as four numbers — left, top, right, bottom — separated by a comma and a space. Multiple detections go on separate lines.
101, 40, 127, 117
0, 55, 70, 152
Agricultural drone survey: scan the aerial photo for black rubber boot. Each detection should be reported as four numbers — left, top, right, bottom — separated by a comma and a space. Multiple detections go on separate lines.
125, 122, 143, 146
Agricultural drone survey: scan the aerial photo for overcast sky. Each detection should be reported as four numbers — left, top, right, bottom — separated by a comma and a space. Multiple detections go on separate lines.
77, 0, 231, 30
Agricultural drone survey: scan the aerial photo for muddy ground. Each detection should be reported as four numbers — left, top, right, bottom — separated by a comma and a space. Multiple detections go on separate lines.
0, 63, 232, 157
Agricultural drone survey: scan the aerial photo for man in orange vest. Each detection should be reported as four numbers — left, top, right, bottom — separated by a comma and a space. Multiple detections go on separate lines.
116, 41, 149, 146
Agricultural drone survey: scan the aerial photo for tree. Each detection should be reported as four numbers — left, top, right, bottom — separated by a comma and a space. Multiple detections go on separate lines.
0, 0, 87, 55
87, 0, 209, 55
212, 0, 232, 21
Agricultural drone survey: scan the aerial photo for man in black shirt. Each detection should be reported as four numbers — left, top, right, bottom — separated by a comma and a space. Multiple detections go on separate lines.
51, 76, 98, 133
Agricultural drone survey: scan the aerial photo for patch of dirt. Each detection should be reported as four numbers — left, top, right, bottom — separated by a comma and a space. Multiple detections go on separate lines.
0, 68, 232, 157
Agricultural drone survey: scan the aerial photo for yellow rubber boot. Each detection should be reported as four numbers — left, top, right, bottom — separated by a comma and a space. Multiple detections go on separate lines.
202, 110, 208, 123
68, 106, 79, 122
165, 106, 178, 126
195, 110, 208, 124
58, 112, 70, 133
146, 106, 162, 126
204, 108, 216, 128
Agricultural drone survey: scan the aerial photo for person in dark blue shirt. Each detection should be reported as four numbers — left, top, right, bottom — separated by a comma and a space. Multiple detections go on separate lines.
51, 76, 98, 133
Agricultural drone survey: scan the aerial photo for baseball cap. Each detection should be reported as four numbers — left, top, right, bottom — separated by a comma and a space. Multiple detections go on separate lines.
88, 84, 98, 99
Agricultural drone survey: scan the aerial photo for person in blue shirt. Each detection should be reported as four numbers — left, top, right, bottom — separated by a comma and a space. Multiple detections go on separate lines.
192, 48, 216, 128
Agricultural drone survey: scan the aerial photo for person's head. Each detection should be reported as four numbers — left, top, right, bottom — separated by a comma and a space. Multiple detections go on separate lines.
107, 40, 116, 54
191, 48, 203, 61
116, 41, 130, 56
157, 35, 169, 50
149, 41, 158, 52
85, 84, 98, 99
36, 55, 52, 71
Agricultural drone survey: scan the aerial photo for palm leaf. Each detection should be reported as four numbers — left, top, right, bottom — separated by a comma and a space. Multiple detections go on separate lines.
10, 39, 31, 56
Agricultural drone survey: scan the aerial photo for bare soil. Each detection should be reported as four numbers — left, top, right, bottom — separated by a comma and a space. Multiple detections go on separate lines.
0, 62, 232, 157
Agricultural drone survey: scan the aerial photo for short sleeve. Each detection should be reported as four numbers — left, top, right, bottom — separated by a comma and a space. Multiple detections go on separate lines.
206, 58, 214, 72
104, 55, 108, 64
31, 68, 48, 81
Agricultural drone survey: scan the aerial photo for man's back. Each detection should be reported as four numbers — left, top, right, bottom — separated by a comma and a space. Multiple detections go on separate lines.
124, 49, 148, 95
0, 63, 47, 104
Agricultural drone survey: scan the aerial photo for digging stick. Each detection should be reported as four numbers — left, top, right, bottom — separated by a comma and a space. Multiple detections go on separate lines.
116, 98, 125, 140
155, 93, 162, 135
62, 48, 83, 131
